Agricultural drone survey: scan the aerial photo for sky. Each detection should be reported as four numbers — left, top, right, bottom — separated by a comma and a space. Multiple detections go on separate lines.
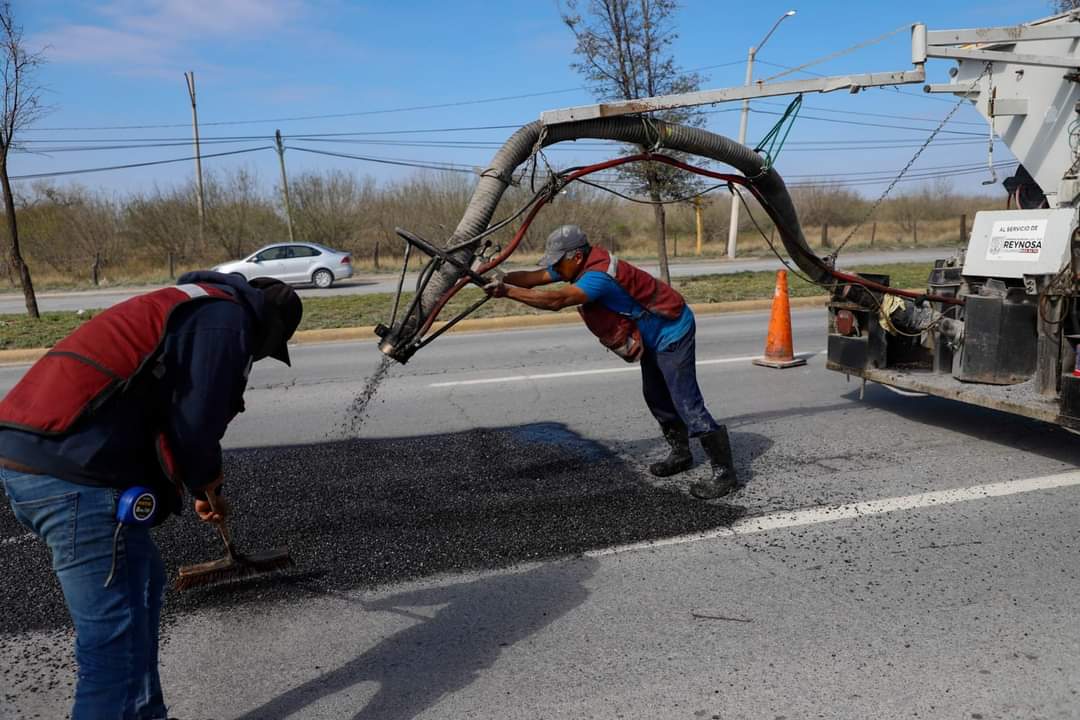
13, 0, 1060, 199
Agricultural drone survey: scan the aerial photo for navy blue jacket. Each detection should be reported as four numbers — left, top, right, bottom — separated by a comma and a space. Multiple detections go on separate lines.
0, 272, 268, 497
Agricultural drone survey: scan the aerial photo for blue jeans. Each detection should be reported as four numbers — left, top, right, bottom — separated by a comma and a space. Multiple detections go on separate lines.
640, 320, 720, 437
0, 468, 167, 720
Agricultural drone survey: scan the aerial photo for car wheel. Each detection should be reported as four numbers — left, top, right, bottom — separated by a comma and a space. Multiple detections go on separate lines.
312, 269, 334, 288
230, 272, 247, 282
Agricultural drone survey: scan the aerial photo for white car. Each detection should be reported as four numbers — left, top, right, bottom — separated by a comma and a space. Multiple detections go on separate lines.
213, 242, 353, 289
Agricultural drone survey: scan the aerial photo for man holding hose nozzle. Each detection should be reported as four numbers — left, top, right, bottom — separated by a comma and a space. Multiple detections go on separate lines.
485, 224, 737, 500
0, 272, 301, 720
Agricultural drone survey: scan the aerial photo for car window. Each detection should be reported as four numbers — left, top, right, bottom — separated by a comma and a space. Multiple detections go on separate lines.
256, 247, 287, 261
290, 245, 320, 258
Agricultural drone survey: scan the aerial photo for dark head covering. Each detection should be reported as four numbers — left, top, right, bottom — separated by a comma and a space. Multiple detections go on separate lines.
248, 277, 303, 365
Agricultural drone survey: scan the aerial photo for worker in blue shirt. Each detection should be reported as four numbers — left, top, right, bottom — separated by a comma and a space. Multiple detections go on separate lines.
0, 272, 302, 720
486, 225, 737, 500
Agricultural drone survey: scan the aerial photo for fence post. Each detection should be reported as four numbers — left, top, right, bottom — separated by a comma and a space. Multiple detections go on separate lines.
913, 220, 918, 246
870, 222, 877, 247
960, 214, 967, 243
91, 253, 101, 287
373, 241, 380, 271
673, 233, 678, 258
821, 222, 831, 249
168, 252, 175, 279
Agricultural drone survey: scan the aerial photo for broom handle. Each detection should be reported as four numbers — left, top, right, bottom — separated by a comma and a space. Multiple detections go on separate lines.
204, 487, 238, 559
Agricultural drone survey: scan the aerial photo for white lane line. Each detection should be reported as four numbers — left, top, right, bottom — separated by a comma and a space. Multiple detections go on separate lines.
586, 469, 1080, 557
429, 350, 823, 388
1, 533, 34, 548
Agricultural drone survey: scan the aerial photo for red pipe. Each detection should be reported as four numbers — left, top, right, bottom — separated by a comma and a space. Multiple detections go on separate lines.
416, 152, 962, 337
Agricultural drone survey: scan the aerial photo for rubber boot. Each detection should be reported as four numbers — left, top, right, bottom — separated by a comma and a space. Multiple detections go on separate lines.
690, 426, 738, 499
648, 423, 693, 477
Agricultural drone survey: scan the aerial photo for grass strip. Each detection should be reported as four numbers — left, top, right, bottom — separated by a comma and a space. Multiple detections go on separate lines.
0, 262, 933, 350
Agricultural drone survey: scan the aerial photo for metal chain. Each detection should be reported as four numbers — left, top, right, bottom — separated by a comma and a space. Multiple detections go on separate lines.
829, 62, 992, 262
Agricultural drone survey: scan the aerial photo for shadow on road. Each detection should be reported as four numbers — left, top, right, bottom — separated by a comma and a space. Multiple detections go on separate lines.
232, 558, 597, 720
849, 384, 1080, 466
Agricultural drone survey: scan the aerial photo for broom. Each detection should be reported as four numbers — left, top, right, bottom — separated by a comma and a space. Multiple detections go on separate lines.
175, 490, 292, 591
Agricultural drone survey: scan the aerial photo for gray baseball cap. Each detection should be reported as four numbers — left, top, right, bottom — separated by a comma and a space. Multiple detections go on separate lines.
538, 225, 589, 267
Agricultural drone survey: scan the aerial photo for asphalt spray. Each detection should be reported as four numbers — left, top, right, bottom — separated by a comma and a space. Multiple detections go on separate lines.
344, 355, 393, 435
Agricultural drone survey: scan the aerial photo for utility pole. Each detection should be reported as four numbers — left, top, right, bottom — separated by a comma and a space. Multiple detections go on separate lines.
184, 71, 206, 248
726, 10, 796, 260
694, 196, 705, 256
275, 129, 296, 242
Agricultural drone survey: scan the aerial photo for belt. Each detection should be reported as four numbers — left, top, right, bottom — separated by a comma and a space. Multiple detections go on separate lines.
0, 458, 42, 475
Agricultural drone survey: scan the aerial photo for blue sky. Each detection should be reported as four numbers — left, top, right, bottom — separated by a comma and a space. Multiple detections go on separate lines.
15, 0, 1057, 197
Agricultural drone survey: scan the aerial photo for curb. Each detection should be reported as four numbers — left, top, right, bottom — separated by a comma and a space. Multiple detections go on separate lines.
289, 295, 831, 346
0, 295, 833, 366
0, 348, 52, 366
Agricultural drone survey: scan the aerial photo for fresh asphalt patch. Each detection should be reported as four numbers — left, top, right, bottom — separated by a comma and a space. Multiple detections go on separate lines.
0, 423, 743, 635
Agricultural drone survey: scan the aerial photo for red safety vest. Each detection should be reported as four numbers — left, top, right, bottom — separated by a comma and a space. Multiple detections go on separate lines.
575, 247, 686, 362
0, 283, 237, 496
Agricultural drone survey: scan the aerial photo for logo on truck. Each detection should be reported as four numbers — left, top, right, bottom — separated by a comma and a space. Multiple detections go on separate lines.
986, 219, 1047, 262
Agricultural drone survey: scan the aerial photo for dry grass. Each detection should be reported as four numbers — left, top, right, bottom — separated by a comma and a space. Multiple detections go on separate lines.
0, 261, 934, 350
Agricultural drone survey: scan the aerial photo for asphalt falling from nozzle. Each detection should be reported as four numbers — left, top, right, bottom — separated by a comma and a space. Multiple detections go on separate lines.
344, 355, 393, 436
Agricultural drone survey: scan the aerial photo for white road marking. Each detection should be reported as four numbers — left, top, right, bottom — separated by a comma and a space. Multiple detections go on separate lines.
586, 469, 1080, 557
1, 533, 34, 548
428, 350, 823, 388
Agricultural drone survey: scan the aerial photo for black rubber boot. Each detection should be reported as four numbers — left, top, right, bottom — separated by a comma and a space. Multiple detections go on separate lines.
648, 423, 693, 477
690, 426, 739, 499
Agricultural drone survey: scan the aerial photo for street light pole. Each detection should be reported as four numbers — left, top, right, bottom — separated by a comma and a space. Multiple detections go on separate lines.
726, 10, 796, 260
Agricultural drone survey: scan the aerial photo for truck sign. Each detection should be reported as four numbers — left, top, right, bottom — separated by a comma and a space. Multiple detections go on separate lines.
986, 220, 1046, 262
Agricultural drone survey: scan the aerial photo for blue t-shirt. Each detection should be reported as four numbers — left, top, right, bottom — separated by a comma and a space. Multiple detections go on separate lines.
550, 266, 694, 351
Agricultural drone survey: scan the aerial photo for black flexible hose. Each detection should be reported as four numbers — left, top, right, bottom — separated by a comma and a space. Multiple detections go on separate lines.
383, 117, 831, 355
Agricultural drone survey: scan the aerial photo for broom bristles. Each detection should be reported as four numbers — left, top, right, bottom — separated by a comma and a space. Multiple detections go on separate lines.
175, 547, 293, 592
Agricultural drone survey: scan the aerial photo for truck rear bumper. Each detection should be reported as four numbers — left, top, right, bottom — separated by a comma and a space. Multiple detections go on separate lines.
826, 361, 1080, 432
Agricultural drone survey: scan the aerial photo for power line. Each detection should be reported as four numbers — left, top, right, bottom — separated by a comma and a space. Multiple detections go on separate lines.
754, 98, 987, 127
10, 135, 1014, 182
745, 108, 987, 137
762, 23, 912, 82
10, 146, 272, 181
28, 89, 589, 132
751, 59, 963, 105
285, 145, 478, 174
24, 48, 959, 135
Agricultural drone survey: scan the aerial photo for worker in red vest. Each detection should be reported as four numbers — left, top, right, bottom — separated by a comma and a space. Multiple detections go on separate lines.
486, 225, 736, 500
0, 272, 302, 720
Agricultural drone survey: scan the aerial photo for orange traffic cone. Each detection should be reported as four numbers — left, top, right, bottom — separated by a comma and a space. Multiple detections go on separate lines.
753, 270, 807, 369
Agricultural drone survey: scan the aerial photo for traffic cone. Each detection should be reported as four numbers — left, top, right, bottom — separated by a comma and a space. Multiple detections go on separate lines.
753, 270, 807, 369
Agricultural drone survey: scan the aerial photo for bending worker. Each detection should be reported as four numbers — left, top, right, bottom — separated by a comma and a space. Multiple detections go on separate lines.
0, 271, 302, 720
486, 224, 736, 500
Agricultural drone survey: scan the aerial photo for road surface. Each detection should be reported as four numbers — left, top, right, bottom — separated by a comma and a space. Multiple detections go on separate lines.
1, 309, 1078, 719
0, 248, 949, 315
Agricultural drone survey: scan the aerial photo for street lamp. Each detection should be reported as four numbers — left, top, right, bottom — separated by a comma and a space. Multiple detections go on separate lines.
726, 10, 796, 260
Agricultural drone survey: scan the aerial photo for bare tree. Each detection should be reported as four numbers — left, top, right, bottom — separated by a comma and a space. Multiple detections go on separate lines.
790, 181, 865, 228
0, 1, 45, 316
561, 0, 702, 283
1053, 1, 1080, 12
205, 167, 286, 259
22, 184, 120, 285
290, 170, 372, 249
122, 186, 200, 278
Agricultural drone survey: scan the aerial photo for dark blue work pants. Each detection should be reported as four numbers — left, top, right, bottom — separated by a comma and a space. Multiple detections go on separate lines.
640, 319, 720, 437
